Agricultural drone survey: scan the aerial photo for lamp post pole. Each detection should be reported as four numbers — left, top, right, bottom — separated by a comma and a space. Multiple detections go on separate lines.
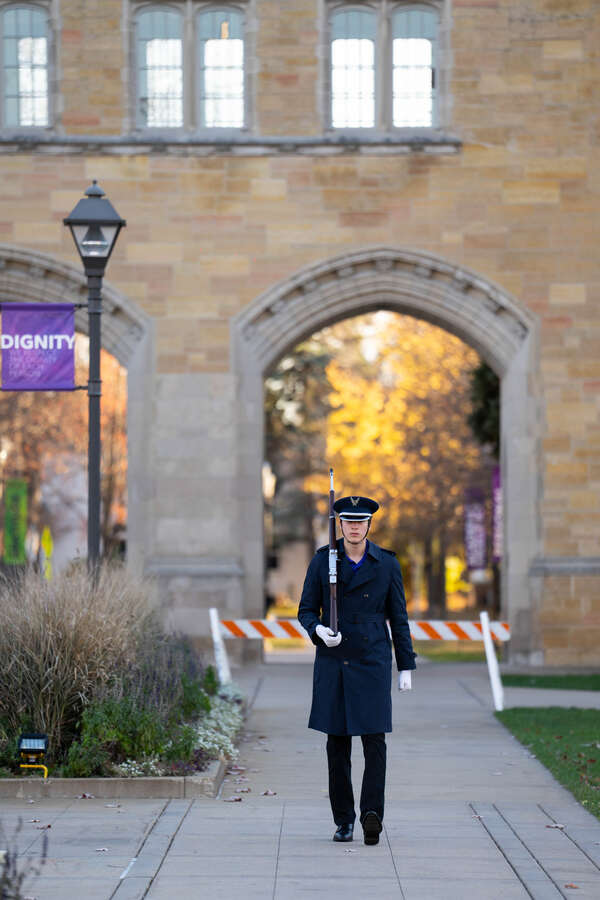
87, 271, 102, 566
64, 181, 126, 571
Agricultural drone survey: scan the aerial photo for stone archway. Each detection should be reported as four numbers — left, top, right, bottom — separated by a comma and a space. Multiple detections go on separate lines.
233, 246, 542, 663
0, 244, 153, 571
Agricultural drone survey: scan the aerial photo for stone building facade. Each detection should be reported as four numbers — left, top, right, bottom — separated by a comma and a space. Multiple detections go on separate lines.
0, 0, 598, 664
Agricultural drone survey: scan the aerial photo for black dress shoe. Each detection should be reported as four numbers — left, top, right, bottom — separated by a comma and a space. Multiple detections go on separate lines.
362, 811, 382, 845
333, 823, 354, 842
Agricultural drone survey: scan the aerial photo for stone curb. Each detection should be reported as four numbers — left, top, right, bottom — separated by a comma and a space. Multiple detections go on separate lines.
0, 757, 226, 800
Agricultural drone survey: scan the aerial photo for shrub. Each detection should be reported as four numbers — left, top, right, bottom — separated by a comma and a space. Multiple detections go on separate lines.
194, 695, 243, 760
0, 721, 16, 771
62, 739, 110, 778
0, 564, 159, 762
63, 696, 170, 775
202, 665, 219, 696
0, 564, 244, 779
164, 723, 198, 762
109, 629, 206, 725
178, 674, 211, 721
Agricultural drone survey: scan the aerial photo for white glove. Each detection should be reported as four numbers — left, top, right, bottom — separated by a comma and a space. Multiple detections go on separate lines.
398, 670, 412, 691
315, 624, 342, 647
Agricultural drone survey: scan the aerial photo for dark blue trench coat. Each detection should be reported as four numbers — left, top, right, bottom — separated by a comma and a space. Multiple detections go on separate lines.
298, 539, 416, 736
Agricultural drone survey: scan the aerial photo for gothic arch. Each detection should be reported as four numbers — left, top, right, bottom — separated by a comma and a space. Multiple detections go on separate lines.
0, 243, 154, 574
233, 246, 542, 661
0, 244, 149, 367
235, 246, 534, 377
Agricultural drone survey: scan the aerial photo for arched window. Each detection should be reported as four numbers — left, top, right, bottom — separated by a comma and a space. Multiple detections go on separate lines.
136, 6, 183, 128
392, 5, 437, 127
197, 6, 244, 128
1, 4, 48, 127
330, 6, 376, 129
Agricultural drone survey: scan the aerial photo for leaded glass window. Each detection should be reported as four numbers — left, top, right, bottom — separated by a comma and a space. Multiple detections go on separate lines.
137, 7, 183, 127
330, 7, 376, 128
2, 4, 48, 127
392, 6, 437, 127
197, 7, 244, 128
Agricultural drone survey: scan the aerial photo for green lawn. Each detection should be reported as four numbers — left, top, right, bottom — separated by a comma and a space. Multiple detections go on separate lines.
502, 674, 600, 691
496, 707, 600, 821
413, 640, 489, 663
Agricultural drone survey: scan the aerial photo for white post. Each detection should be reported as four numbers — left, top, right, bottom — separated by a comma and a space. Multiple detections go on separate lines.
209, 607, 232, 685
480, 611, 504, 711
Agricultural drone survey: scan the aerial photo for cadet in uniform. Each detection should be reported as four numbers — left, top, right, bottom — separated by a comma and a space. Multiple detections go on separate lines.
298, 495, 416, 845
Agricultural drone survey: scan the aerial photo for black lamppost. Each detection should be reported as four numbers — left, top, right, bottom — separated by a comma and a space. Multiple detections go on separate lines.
64, 181, 126, 568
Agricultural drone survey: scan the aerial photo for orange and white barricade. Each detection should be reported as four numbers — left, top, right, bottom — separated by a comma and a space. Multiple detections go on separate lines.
213, 610, 509, 713
219, 617, 510, 642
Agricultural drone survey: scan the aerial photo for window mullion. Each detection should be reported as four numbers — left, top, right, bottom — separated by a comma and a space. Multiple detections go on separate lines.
185, 0, 193, 130
378, 0, 389, 131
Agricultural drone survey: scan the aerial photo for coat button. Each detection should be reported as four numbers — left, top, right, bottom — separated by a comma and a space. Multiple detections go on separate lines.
363, 593, 369, 598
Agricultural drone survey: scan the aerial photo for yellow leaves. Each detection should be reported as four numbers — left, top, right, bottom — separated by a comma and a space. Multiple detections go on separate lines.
315, 312, 489, 545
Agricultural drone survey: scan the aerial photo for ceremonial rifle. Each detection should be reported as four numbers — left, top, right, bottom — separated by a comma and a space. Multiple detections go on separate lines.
328, 467, 338, 635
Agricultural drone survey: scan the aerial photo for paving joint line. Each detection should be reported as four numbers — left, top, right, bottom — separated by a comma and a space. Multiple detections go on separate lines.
469, 802, 537, 899
383, 822, 406, 899
493, 803, 568, 900
538, 802, 600, 874
19, 798, 76, 858
247, 673, 264, 712
457, 678, 487, 708
107, 798, 169, 900
107, 798, 192, 899
140, 799, 193, 898
271, 800, 286, 900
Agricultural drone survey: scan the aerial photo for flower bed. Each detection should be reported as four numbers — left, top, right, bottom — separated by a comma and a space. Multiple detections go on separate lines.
0, 565, 244, 779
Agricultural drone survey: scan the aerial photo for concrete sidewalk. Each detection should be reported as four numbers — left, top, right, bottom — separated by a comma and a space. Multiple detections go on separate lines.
2, 661, 600, 899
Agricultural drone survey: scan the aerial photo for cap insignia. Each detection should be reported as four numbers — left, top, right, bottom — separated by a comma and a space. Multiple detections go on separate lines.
350, 496, 359, 506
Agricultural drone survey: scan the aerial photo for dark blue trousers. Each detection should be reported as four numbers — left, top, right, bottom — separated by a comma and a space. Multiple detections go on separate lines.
326, 733, 386, 826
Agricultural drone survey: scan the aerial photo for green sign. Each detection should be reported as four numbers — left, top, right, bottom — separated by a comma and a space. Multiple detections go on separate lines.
4, 479, 27, 565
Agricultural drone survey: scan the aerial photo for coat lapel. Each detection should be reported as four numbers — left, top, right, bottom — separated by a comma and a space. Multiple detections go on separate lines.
339, 553, 353, 585
347, 555, 377, 591
339, 541, 381, 591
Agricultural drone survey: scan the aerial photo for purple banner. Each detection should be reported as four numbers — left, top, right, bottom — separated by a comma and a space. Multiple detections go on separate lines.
464, 486, 487, 570
492, 465, 503, 564
1, 303, 75, 391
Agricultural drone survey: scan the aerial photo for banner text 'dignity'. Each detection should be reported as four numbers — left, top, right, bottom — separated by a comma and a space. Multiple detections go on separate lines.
1, 302, 75, 391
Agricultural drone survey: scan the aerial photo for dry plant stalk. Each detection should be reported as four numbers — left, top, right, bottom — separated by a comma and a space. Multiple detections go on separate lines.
0, 564, 158, 759
0, 818, 48, 898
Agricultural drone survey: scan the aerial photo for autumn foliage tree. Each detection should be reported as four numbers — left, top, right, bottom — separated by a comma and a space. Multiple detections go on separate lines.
468, 362, 500, 459
266, 312, 496, 614
0, 334, 127, 564
322, 314, 495, 613
264, 339, 331, 551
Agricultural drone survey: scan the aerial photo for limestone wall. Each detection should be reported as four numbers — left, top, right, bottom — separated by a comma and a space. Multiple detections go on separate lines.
0, 0, 598, 662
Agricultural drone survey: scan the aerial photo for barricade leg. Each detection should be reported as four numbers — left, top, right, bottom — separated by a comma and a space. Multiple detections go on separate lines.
480, 611, 504, 711
209, 607, 232, 685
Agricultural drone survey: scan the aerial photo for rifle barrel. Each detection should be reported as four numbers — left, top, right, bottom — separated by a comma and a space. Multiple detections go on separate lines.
328, 468, 338, 635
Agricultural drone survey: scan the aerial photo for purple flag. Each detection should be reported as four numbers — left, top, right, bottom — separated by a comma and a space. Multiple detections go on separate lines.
464, 486, 487, 570
492, 465, 503, 564
1, 303, 75, 391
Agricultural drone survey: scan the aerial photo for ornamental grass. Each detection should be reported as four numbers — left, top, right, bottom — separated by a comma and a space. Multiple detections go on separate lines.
0, 563, 161, 763
0, 564, 242, 777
